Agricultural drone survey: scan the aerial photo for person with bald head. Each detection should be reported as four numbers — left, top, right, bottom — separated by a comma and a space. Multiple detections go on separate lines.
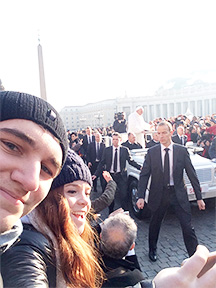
100, 213, 147, 287
100, 212, 216, 288
122, 132, 142, 150
172, 125, 188, 146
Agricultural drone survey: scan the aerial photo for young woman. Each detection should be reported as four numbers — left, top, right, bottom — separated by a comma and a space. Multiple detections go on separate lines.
2, 149, 104, 288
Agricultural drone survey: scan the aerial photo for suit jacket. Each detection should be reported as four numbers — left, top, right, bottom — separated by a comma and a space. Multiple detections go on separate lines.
146, 140, 159, 148
82, 134, 95, 154
172, 134, 187, 146
121, 140, 142, 150
209, 136, 216, 159
95, 146, 141, 178
138, 144, 202, 212
86, 141, 105, 164
102, 255, 146, 288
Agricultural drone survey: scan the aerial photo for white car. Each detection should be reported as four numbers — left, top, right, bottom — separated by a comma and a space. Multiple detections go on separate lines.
127, 146, 216, 219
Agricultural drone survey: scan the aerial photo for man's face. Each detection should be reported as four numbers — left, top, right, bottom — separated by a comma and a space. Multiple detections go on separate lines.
128, 133, 136, 144
86, 127, 91, 135
112, 135, 121, 147
95, 133, 101, 143
153, 132, 159, 141
177, 126, 184, 136
136, 109, 143, 115
157, 124, 172, 147
0, 119, 63, 233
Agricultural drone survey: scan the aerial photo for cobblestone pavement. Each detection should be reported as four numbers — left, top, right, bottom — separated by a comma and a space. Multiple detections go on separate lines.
91, 183, 216, 280
133, 199, 216, 279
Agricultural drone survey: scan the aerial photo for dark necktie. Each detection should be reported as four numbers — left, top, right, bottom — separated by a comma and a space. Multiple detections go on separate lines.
181, 136, 184, 145
96, 143, 99, 159
113, 148, 118, 173
163, 148, 170, 187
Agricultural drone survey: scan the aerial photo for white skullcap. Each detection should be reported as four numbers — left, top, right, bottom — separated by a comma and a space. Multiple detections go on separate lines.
135, 106, 144, 112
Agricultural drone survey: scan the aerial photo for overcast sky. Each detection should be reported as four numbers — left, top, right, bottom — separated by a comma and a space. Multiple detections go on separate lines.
1, 0, 215, 111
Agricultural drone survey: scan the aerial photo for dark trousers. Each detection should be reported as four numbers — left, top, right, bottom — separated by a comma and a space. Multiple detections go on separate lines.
149, 186, 198, 257
90, 162, 106, 192
109, 173, 128, 213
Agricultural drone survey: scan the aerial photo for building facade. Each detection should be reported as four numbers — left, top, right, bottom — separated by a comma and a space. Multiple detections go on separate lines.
60, 82, 216, 131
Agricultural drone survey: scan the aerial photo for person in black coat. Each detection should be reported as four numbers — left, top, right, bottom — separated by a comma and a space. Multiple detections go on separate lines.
86, 132, 106, 192
81, 126, 95, 162
209, 136, 216, 159
1, 149, 103, 288
113, 112, 127, 133
93, 132, 142, 213
172, 125, 187, 146
146, 131, 160, 148
100, 213, 153, 288
122, 132, 142, 150
137, 121, 205, 262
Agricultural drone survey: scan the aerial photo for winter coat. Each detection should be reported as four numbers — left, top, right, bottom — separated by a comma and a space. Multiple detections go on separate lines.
1, 223, 56, 288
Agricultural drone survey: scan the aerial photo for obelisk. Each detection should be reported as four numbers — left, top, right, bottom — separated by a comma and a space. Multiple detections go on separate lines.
38, 39, 47, 100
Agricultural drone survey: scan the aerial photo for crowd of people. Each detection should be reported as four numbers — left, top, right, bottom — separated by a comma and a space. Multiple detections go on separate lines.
68, 110, 216, 160
0, 91, 215, 288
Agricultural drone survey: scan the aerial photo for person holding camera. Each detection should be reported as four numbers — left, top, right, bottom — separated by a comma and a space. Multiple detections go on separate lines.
113, 112, 127, 133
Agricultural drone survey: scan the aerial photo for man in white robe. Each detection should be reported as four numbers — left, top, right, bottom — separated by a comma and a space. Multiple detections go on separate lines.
127, 106, 150, 148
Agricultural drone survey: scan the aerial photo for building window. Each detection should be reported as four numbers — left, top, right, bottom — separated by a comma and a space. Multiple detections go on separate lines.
176, 102, 181, 115
197, 100, 202, 116
204, 99, 210, 115
162, 104, 167, 118
143, 105, 148, 121
169, 103, 174, 116
156, 104, 160, 117
183, 102, 188, 114
211, 98, 216, 115
190, 101, 195, 114
149, 105, 154, 120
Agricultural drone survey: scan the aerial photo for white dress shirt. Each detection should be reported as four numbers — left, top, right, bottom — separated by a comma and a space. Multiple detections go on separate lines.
110, 146, 121, 173
161, 143, 174, 185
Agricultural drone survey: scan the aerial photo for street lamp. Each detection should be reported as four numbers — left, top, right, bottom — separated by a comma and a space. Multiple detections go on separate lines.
79, 116, 86, 129
94, 111, 104, 127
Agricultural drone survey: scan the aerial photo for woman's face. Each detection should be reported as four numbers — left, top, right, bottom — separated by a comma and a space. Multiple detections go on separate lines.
64, 180, 91, 234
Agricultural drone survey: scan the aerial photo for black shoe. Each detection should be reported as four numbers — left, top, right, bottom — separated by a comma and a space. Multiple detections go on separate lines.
149, 251, 157, 262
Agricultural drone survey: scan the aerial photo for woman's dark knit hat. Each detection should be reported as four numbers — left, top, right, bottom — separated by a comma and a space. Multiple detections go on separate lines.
0, 91, 68, 165
51, 149, 93, 190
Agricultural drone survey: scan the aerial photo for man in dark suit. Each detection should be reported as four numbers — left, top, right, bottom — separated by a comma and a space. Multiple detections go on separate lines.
146, 131, 160, 148
86, 132, 106, 192
122, 132, 142, 150
137, 121, 205, 262
81, 126, 95, 162
172, 125, 188, 146
93, 132, 142, 213
209, 136, 216, 159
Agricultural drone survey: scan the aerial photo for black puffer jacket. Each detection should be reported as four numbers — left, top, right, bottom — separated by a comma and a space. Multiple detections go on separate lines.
1, 224, 56, 288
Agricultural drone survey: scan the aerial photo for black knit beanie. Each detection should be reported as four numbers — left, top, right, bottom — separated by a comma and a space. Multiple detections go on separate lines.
51, 149, 93, 190
0, 91, 68, 165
